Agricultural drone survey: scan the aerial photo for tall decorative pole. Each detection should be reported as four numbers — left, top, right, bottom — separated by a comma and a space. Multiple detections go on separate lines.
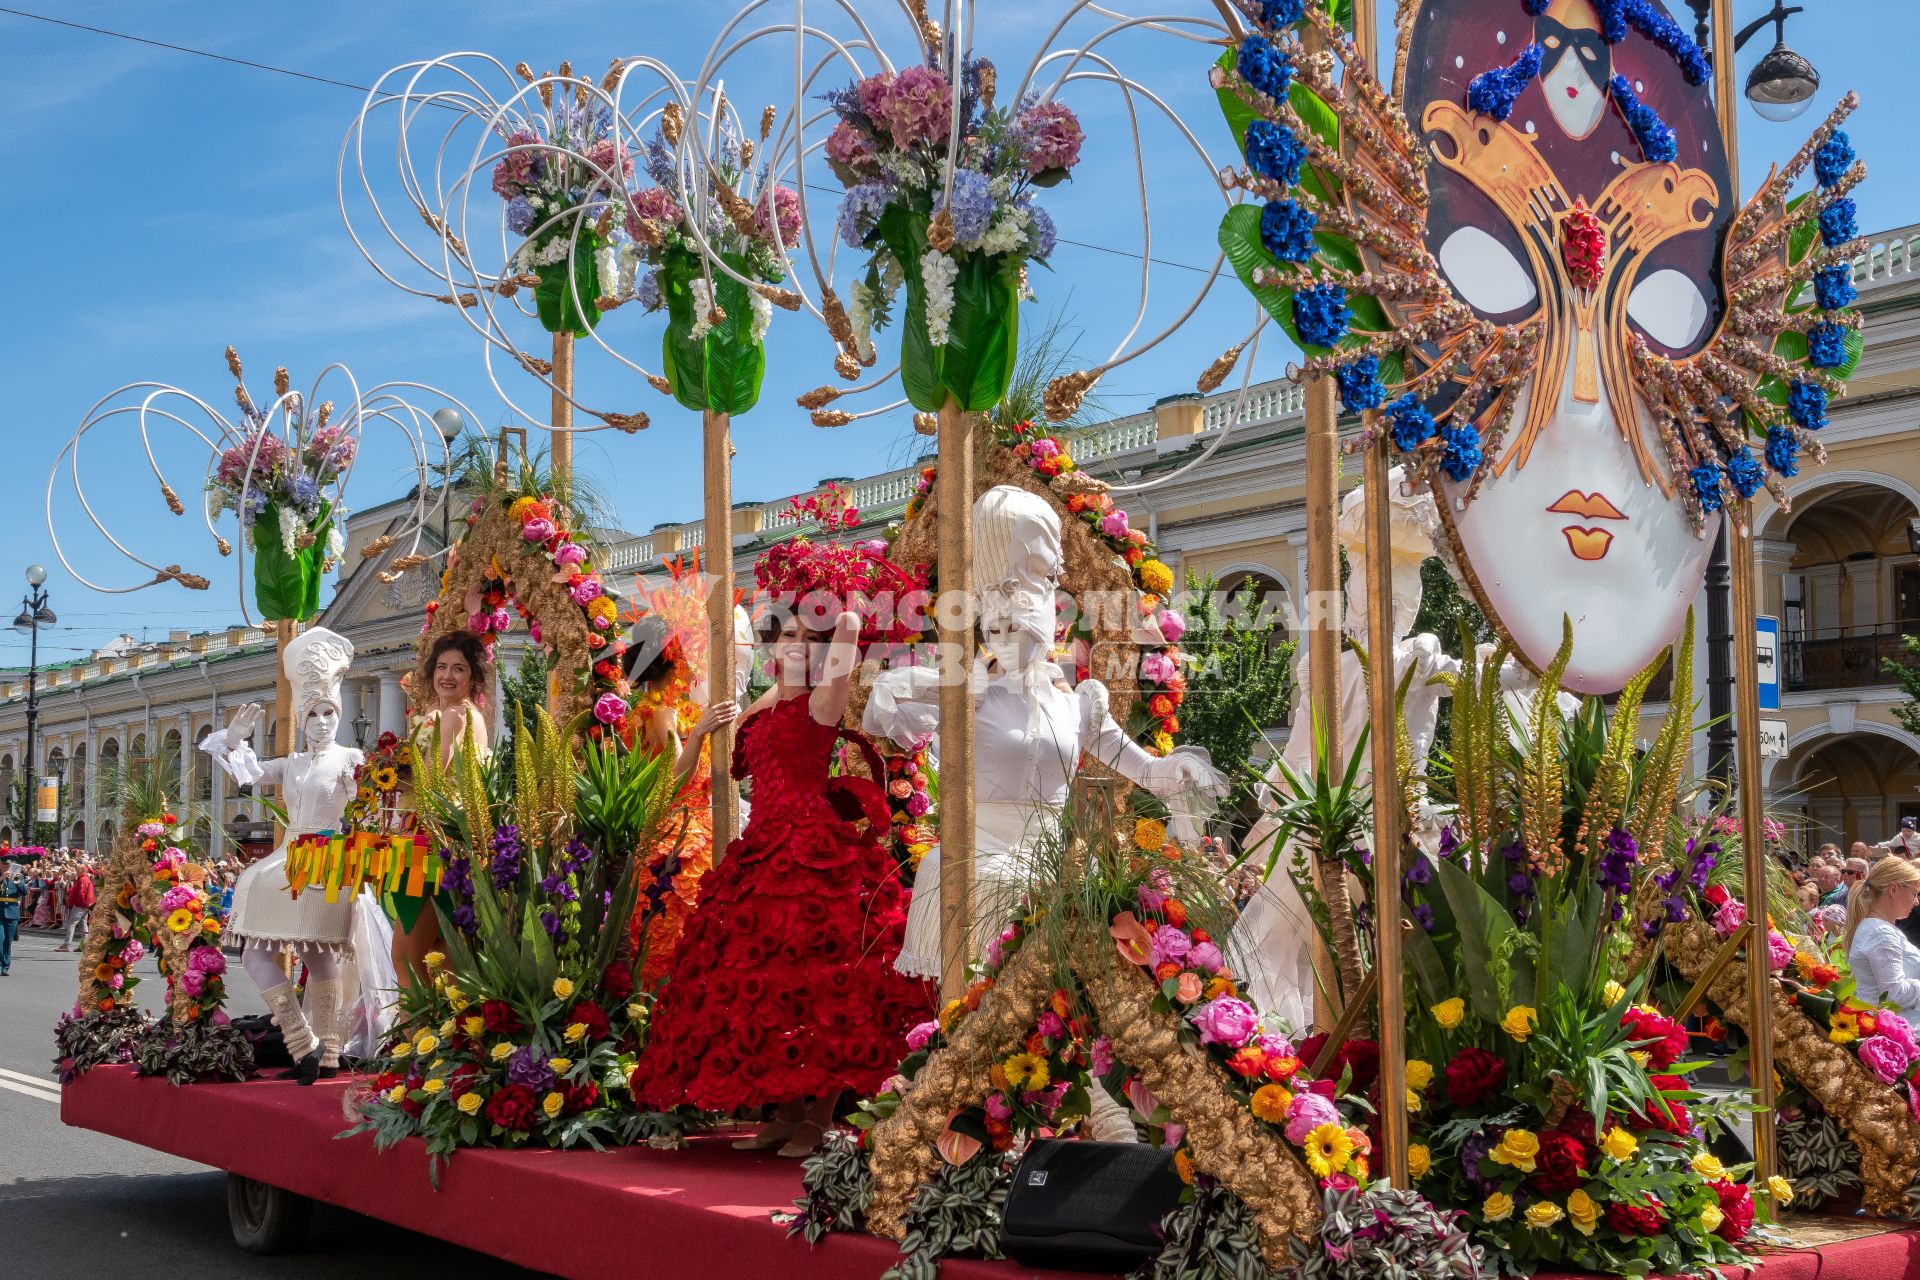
704, 408, 738, 849
934, 397, 975, 1002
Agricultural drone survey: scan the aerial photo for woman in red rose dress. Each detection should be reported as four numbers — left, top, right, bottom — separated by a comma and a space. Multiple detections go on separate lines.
628, 609, 932, 1156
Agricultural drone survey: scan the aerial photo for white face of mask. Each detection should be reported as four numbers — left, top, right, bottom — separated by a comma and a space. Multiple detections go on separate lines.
980, 588, 1053, 675
304, 703, 341, 752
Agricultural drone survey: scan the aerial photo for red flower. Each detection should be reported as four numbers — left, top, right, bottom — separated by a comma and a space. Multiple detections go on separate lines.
486, 1084, 538, 1132
481, 1000, 523, 1035
562, 1081, 600, 1114
1604, 1200, 1666, 1237
1527, 1129, 1593, 1195
372, 1072, 401, 1092
1711, 1179, 1754, 1242
1635, 1074, 1691, 1135
567, 1001, 611, 1041
1299, 1035, 1380, 1095
1620, 1007, 1688, 1070
602, 961, 635, 1003
447, 1063, 481, 1098
1443, 1047, 1507, 1108
1703, 884, 1729, 907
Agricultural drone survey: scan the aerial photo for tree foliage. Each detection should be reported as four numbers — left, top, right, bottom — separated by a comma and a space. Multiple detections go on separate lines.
1175, 572, 1295, 811
1885, 635, 1920, 737
494, 648, 553, 779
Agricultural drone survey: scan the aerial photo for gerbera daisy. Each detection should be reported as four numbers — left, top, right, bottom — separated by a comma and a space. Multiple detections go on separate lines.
165, 908, 195, 933
1304, 1122, 1354, 1178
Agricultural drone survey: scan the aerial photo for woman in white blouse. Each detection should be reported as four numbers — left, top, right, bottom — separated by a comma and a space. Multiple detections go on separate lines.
1844, 856, 1920, 1021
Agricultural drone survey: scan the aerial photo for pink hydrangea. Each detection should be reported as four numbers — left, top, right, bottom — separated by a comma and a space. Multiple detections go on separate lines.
1149, 926, 1193, 969
1858, 1033, 1911, 1084
1767, 930, 1796, 972
1140, 651, 1178, 684
1189, 994, 1259, 1049
625, 186, 681, 240
879, 67, 953, 146
491, 129, 543, 198
1711, 897, 1746, 938
585, 138, 632, 184
905, 1019, 937, 1051
1156, 609, 1187, 643
1283, 1090, 1341, 1144
855, 72, 894, 123
825, 121, 877, 177
1019, 100, 1085, 175
753, 185, 804, 245
1877, 1011, 1919, 1060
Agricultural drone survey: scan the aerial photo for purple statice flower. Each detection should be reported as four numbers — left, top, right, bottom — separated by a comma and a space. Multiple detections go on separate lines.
506, 195, 536, 236
937, 169, 995, 247
836, 182, 891, 249
505, 1045, 555, 1091
489, 824, 524, 890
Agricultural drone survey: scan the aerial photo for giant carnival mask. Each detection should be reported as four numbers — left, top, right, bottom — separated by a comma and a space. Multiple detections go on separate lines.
1214, 0, 1866, 692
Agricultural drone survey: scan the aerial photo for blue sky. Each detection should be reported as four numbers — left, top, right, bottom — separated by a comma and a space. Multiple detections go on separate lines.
1, 0, 1911, 663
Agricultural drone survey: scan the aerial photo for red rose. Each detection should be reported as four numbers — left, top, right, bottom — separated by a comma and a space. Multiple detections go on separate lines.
486, 1083, 538, 1132
601, 961, 634, 1003
481, 1000, 523, 1035
1635, 1075, 1691, 1135
562, 1081, 600, 1114
1711, 1180, 1754, 1242
1527, 1129, 1593, 1195
1703, 884, 1729, 907
1604, 1201, 1666, 1237
568, 1000, 612, 1041
372, 1072, 401, 1092
447, 1063, 481, 1099
1620, 1007, 1688, 1070
1443, 1047, 1507, 1108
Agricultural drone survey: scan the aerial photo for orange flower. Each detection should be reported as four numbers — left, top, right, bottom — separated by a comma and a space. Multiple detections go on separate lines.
1050, 989, 1071, 1019
1204, 976, 1238, 1001
1250, 1083, 1293, 1123
1149, 694, 1175, 719
1154, 961, 1180, 982
964, 979, 991, 1012
990, 1063, 1010, 1091
1110, 912, 1153, 966
98, 997, 115, 1013
1227, 1046, 1268, 1078
93, 964, 114, 982
1266, 1054, 1302, 1081
1175, 972, 1204, 1003
1174, 1148, 1195, 1184
1163, 900, 1188, 928
1161, 716, 1181, 735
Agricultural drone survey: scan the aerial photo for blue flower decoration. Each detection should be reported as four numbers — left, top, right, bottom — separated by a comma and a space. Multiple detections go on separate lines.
1819, 198, 1858, 248
1808, 321, 1849, 369
1690, 462, 1724, 513
1813, 263, 1858, 311
1606, 0, 1711, 86
1609, 75, 1676, 164
1765, 425, 1799, 477
1245, 119, 1306, 187
1385, 393, 1435, 452
1337, 354, 1385, 413
1814, 130, 1855, 188
1725, 446, 1765, 499
1788, 379, 1829, 430
1291, 284, 1351, 349
1237, 35, 1294, 103
1438, 424, 1483, 482
1466, 44, 1543, 123
1259, 199, 1317, 264
1258, 0, 1304, 26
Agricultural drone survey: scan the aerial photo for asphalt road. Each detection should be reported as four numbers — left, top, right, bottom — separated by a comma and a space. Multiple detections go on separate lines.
0, 928, 539, 1278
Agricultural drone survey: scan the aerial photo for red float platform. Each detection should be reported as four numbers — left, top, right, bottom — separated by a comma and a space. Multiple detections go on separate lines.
61, 1067, 1920, 1280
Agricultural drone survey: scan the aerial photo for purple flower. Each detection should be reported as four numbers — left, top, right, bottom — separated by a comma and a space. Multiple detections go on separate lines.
836, 182, 891, 249
1437, 825, 1460, 859
1189, 941, 1225, 974
1412, 902, 1436, 932
936, 169, 995, 248
1283, 1090, 1340, 1144
1403, 856, 1433, 888
1507, 871, 1534, 898
635, 271, 662, 312
506, 195, 536, 236
505, 1045, 555, 1091
489, 824, 524, 890
1025, 202, 1057, 260
1017, 100, 1084, 175
1460, 1129, 1497, 1193
540, 908, 563, 941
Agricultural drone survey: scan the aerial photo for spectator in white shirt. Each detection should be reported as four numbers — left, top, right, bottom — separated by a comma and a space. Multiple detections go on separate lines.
1844, 856, 1920, 1024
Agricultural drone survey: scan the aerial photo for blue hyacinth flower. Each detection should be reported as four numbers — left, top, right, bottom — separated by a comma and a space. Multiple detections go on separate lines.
1292, 284, 1351, 349
1258, 0, 1304, 26
1237, 35, 1294, 103
1385, 392, 1434, 451
1245, 119, 1306, 187
1819, 198, 1858, 248
1725, 445, 1765, 499
1258, 199, 1317, 263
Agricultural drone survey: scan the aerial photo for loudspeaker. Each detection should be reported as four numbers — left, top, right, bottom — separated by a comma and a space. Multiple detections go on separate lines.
999, 1140, 1183, 1272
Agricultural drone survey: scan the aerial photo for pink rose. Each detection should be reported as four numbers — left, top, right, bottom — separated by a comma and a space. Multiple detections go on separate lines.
1190, 995, 1259, 1049
1156, 609, 1187, 642
1149, 926, 1192, 969
108, 973, 125, 990
1258, 1033, 1295, 1060
1283, 1090, 1340, 1144
1099, 509, 1130, 539
1859, 1034, 1911, 1084
1189, 941, 1224, 974
889, 779, 912, 799
1767, 930, 1796, 972
877, 66, 951, 146
1028, 437, 1061, 461
1323, 1172, 1359, 1192
592, 693, 628, 725
468, 611, 492, 633
1878, 1011, 1919, 1060
1711, 897, 1746, 938
490, 607, 513, 632
905, 1020, 937, 1051
552, 541, 587, 567
905, 792, 931, 816
522, 516, 556, 542
1090, 1036, 1115, 1077
1174, 972, 1204, 1004
1140, 651, 1178, 684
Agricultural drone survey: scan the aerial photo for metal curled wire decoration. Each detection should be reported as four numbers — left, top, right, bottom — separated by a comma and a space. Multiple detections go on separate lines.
46, 356, 470, 628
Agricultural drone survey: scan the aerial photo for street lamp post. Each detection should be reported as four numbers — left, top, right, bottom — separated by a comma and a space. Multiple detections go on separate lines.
1687, 0, 1822, 123
352, 707, 372, 750
433, 407, 465, 555
51, 754, 67, 850
12, 566, 55, 840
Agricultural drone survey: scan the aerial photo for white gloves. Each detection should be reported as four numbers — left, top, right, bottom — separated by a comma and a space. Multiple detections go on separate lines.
201, 702, 267, 786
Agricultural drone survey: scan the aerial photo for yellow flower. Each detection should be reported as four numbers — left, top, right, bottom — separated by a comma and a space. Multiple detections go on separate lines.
626, 1002, 647, 1025
462, 1016, 485, 1038
202, 917, 223, 936
508, 496, 540, 522
1567, 1189, 1600, 1236
1152, 731, 1175, 756
1132, 818, 1168, 852
1001, 1052, 1050, 1091
386, 1085, 406, 1103
373, 765, 399, 790
549, 1057, 572, 1074
457, 1092, 483, 1116
1691, 1152, 1727, 1180
1431, 998, 1465, 1030
565, 1022, 588, 1043
1768, 1175, 1794, 1206
1501, 1005, 1538, 1042
1603, 980, 1628, 1005
422, 1077, 446, 1095
1482, 1192, 1515, 1223
1407, 1144, 1431, 1178
1139, 559, 1174, 596
423, 950, 447, 969
390, 1042, 413, 1060
490, 1042, 514, 1062
1405, 1059, 1433, 1091
1629, 1050, 1651, 1068
1699, 1202, 1725, 1234
439, 1018, 456, 1038
1406, 1088, 1423, 1114
1524, 1201, 1564, 1230
1829, 1007, 1862, 1044
1250, 1084, 1293, 1124
939, 998, 967, 1035
542, 1091, 565, 1119
1303, 1123, 1354, 1178
1601, 1127, 1638, 1161
414, 1033, 439, 1055
166, 908, 194, 933
1491, 1128, 1540, 1173
553, 977, 575, 1000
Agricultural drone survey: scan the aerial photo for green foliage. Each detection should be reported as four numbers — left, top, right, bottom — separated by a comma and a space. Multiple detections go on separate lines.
495, 649, 553, 779
1175, 573, 1295, 810
660, 248, 768, 415
877, 203, 1021, 413
1883, 634, 1920, 737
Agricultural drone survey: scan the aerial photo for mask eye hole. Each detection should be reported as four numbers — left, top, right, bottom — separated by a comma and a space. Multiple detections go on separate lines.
1543, 34, 1562, 49
1437, 224, 1538, 318
1627, 268, 1710, 351
1580, 46, 1598, 61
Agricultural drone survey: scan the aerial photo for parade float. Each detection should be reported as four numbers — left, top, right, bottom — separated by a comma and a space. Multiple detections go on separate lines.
46, 0, 1920, 1276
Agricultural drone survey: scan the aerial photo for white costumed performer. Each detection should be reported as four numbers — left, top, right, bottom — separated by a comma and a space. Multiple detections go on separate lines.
201, 627, 387, 1082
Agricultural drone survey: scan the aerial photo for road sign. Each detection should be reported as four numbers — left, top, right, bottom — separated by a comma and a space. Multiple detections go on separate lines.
1760, 718, 1788, 760
1756, 616, 1779, 711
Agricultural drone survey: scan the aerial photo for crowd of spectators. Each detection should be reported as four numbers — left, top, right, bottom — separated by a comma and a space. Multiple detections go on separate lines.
1, 846, 241, 949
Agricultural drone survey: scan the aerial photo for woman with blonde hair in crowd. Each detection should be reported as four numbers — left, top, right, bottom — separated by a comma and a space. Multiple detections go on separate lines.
1844, 855, 1920, 1023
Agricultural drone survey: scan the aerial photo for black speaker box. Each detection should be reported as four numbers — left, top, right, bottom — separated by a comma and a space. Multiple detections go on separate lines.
999, 1140, 1182, 1272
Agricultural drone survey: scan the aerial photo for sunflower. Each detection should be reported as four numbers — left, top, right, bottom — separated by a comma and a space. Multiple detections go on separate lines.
165, 908, 195, 934
1303, 1122, 1354, 1178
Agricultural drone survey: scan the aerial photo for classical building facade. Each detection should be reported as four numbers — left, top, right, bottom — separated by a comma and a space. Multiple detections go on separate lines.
7, 221, 1917, 856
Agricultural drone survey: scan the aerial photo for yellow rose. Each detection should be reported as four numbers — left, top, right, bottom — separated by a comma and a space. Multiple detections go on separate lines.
442, 986, 462, 1005
1601, 1127, 1638, 1161
1603, 980, 1627, 1005
386, 1085, 406, 1103
549, 1057, 572, 1073
1500, 1005, 1537, 1042
552, 977, 575, 1000
439, 1018, 456, 1038
1482, 1192, 1515, 1223
490, 1042, 514, 1062
627, 1002, 647, 1024
457, 1092, 483, 1116
1406, 1088, 1423, 1114
1768, 1175, 1794, 1206
542, 1091, 565, 1119
565, 1022, 588, 1043
1405, 1059, 1433, 1091
1524, 1201, 1564, 1230
1407, 1143, 1431, 1179
423, 950, 447, 969
1491, 1129, 1539, 1173
422, 1077, 447, 1095
390, 1042, 413, 1060
1691, 1152, 1727, 1180
1567, 1189, 1600, 1236
1629, 1050, 1651, 1068
1431, 998, 1465, 1030
463, 1016, 485, 1038
414, 1033, 439, 1055
1699, 1203, 1724, 1234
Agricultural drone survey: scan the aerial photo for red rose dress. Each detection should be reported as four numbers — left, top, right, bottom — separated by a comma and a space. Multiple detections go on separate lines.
629, 694, 933, 1112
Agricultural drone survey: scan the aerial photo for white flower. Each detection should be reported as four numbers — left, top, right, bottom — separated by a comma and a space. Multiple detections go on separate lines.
749, 289, 772, 342
846, 280, 878, 363
687, 277, 715, 340
275, 501, 300, 552
878, 249, 905, 299
325, 520, 345, 560
921, 250, 958, 348
978, 207, 1030, 257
